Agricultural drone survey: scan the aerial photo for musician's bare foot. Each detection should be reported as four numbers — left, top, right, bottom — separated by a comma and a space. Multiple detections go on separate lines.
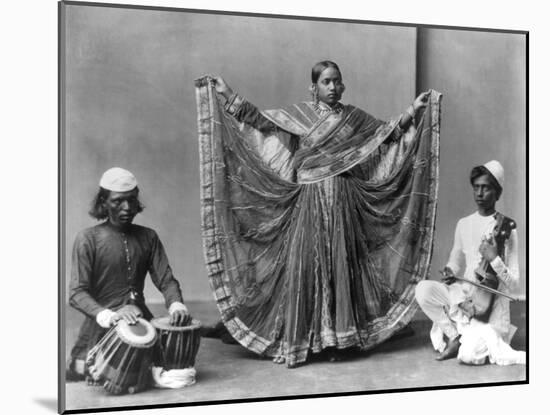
436, 336, 461, 361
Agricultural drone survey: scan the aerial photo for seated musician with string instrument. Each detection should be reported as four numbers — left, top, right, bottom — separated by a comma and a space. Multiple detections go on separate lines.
415, 160, 525, 364
66, 167, 192, 387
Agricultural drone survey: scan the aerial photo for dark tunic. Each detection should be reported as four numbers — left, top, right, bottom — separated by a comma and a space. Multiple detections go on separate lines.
68, 221, 184, 362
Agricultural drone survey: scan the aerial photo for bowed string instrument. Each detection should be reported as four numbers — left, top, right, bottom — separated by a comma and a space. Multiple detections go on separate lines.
440, 212, 518, 318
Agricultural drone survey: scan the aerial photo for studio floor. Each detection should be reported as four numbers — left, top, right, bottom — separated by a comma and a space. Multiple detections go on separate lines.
63, 300, 526, 412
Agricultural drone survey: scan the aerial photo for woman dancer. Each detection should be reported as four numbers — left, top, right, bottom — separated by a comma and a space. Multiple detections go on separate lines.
195, 61, 441, 367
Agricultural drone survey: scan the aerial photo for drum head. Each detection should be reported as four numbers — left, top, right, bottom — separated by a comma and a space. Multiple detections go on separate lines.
115, 318, 157, 348
151, 316, 202, 332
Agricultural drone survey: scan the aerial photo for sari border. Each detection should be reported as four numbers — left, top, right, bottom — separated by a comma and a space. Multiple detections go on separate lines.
195, 76, 273, 354
357, 89, 442, 348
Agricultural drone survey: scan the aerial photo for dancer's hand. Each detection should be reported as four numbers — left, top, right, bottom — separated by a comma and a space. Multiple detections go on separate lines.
413, 91, 430, 112
212, 76, 234, 100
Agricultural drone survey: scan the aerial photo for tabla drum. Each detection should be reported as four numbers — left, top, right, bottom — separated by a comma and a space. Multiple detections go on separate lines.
86, 318, 157, 395
151, 316, 202, 370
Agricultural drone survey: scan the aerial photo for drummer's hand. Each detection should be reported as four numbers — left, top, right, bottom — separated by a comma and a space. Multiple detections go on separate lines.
169, 309, 192, 327
114, 305, 142, 325
212, 76, 234, 100
412, 91, 430, 112
479, 235, 498, 262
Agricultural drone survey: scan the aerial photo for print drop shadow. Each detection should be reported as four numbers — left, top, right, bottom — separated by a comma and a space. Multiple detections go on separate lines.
33, 398, 57, 413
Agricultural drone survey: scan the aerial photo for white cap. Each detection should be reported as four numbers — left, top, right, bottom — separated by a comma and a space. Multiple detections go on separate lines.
483, 160, 504, 189
99, 167, 137, 192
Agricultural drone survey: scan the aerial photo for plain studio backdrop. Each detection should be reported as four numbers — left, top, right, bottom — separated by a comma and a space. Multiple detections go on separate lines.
2, 0, 542, 414
60, 4, 526, 307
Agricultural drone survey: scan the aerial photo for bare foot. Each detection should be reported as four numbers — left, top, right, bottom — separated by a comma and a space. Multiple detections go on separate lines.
272, 356, 285, 364
287, 360, 301, 369
436, 336, 461, 361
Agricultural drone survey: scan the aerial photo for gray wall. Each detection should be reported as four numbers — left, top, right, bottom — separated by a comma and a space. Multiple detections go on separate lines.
63, 6, 526, 305
418, 28, 527, 296
62, 5, 417, 303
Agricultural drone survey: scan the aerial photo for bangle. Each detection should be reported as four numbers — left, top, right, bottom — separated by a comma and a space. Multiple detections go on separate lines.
225, 93, 237, 106
224, 93, 239, 113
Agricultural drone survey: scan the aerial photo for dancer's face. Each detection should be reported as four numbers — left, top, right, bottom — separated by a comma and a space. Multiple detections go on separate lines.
315, 67, 345, 107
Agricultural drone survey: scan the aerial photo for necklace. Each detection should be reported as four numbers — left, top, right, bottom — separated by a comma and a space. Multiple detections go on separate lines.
312, 101, 344, 115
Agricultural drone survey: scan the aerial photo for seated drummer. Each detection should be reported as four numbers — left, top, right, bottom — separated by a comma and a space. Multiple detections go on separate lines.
66, 167, 190, 382
415, 160, 524, 365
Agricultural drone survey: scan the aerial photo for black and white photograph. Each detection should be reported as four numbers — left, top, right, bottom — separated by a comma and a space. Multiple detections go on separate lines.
4, 0, 547, 414
56, 1, 528, 412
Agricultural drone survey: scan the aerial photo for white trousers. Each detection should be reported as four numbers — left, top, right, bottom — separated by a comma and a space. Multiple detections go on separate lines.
415, 280, 460, 340
415, 280, 525, 365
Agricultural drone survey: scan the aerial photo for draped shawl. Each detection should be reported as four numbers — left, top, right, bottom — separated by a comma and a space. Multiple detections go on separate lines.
195, 76, 441, 366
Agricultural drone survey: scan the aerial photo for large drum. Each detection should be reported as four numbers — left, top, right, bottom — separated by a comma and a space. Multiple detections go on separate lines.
86, 318, 157, 395
151, 317, 202, 370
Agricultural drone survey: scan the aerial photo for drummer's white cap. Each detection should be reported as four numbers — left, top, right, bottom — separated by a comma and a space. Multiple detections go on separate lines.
483, 160, 504, 189
99, 167, 138, 192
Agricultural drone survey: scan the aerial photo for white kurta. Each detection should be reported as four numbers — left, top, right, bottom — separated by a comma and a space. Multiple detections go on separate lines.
430, 211, 524, 365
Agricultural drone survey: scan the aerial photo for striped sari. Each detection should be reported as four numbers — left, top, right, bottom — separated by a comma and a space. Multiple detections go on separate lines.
195, 76, 441, 367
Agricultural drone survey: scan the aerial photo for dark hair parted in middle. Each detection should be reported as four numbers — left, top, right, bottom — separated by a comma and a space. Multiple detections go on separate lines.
311, 60, 343, 83
470, 166, 503, 199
